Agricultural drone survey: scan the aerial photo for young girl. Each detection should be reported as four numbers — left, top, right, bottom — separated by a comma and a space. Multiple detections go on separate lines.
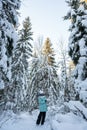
36, 90, 47, 125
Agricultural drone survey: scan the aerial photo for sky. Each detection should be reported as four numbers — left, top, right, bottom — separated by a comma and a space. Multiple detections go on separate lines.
19, 0, 70, 45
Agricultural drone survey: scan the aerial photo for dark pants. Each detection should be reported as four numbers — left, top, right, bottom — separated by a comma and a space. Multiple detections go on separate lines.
36, 112, 46, 125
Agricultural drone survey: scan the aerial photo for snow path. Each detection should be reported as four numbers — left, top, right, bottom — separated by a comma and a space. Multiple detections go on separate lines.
0, 109, 87, 130
0, 111, 51, 130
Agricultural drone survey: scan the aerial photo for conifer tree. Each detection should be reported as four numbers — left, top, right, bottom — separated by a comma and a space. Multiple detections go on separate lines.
0, 0, 20, 86
64, 0, 80, 64
74, 1, 87, 106
18, 17, 33, 57
0, 0, 20, 109
7, 16, 33, 112
65, 0, 87, 106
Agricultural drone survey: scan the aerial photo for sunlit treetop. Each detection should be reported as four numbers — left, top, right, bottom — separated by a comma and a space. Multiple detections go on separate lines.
80, 0, 87, 3
42, 38, 55, 66
42, 37, 53, 55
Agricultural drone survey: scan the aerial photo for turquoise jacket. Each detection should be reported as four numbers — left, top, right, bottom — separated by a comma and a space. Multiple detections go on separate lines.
38, 96, 47, 112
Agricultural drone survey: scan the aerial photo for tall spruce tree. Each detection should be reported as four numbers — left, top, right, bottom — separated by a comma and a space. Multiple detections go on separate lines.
18, 17, 33, 57
65, 0, 87, 106
0, 0, 20, 86
74, 1, 87, 106
64, 0, 80, 64
0, 0, 20, 109
7, 16, 33, 112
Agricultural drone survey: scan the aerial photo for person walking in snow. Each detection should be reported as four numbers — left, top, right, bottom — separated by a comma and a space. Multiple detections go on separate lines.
36, 90, 47, 125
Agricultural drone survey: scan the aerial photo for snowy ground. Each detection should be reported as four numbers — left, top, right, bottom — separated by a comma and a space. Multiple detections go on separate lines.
0, 101, 87, 130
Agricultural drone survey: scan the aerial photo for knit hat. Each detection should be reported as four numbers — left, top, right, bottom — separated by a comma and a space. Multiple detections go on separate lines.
39, 90, 44, 94
38, 90, 45, 96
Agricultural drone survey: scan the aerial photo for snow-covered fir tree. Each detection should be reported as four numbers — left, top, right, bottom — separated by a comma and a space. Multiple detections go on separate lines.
65, 0, 87, 106
0, 0, 20, 87
0, 0, 21, 109
18, 16, 33, 57
6, 16, 33, 112
74, 1, 87, 106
